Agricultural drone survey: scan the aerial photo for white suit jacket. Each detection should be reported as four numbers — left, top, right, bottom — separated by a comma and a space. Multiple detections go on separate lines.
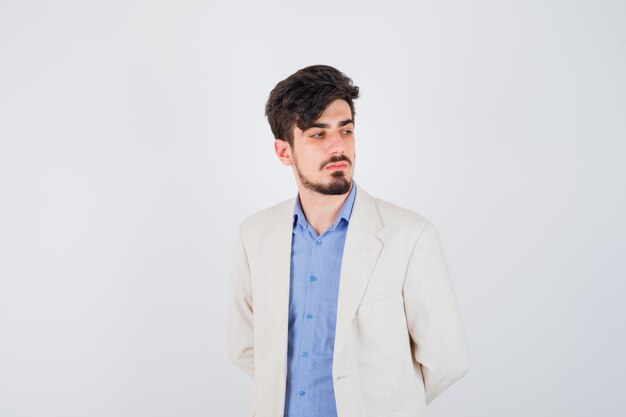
228, 183, 470, 417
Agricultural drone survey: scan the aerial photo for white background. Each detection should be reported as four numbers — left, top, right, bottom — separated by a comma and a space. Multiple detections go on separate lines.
1, 1, 625, 416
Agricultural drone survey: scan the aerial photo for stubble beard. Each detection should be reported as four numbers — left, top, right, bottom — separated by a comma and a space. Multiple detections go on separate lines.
294, 154, 353, 196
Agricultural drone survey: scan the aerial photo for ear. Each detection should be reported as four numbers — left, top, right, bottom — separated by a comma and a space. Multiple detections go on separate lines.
274, 139, 293, 166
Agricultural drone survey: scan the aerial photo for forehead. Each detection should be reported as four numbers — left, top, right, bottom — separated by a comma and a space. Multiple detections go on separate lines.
316, 99, 352, 121
291, 99, 354, 137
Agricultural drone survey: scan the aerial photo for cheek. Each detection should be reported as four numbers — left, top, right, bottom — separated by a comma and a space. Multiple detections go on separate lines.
347, 146, 356, 161
345, 140, 356, 154
296, 151, 321, 171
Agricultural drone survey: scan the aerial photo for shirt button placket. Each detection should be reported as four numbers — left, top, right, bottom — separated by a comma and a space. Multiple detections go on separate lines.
300, 236, 321, 406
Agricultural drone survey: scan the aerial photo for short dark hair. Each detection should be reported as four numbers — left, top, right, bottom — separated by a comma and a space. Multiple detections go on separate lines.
265, 65, 360, 147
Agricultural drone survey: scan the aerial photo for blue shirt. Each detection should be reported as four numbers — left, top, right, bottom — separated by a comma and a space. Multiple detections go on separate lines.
283, 183, 357, 417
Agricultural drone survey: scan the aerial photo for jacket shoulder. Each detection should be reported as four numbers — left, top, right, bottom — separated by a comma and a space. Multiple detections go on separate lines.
238, 197, 295, 237
371, 194, 434, 232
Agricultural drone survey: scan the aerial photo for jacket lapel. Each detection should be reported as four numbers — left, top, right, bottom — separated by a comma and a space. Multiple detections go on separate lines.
333, 185, 383, 358
261, 198, 296, 373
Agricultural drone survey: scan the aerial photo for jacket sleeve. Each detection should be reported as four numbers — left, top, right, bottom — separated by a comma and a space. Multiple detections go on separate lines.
227, 223, 255, 377
403, 222, 471, 405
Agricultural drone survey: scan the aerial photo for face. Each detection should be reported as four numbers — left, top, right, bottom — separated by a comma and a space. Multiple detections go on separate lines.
275, 99, 356, 195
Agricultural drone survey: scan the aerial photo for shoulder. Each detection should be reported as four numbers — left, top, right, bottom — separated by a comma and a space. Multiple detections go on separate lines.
360, 187, 433, 232
238, 196, 296, 237
366, 193, 446, 253
376, 197, 430, 225
356, 186, 443, 249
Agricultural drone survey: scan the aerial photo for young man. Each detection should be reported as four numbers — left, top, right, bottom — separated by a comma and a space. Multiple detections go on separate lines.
227, 65, 470, 417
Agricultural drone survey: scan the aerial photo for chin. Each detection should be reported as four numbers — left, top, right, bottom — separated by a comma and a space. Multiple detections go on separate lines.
324, 174, 351, 195
298, 167, 352, 195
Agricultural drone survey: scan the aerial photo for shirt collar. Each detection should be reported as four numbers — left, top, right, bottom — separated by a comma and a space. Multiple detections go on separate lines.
293, 181, 358, 232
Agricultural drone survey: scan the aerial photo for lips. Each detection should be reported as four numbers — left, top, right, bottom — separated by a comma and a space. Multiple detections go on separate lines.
326, 163, 347, 170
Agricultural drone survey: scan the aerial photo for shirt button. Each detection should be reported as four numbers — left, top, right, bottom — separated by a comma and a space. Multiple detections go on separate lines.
315, 239, 322, 246
309, 275, 317, 282
306, 314, 313, 319
299, 390, 305, 397
302, 351, 309, 357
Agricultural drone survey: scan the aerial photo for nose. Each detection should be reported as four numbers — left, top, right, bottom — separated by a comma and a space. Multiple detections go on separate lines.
326, 130, 346, 155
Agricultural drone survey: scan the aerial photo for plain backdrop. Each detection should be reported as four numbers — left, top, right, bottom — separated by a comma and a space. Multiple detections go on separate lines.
1, 1, 625, 416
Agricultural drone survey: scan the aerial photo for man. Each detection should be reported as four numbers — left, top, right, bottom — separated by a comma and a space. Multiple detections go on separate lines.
227, 65, 470, 417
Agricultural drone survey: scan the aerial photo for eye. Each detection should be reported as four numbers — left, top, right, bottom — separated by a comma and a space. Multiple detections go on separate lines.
342, 129, 353, 135
311, 131, 325, 138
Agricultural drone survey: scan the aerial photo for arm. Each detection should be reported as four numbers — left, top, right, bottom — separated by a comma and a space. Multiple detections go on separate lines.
227, 223, 255, 377
403, 222, 471, 405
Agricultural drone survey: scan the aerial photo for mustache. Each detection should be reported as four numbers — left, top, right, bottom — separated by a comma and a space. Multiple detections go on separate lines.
320, 155, 352, 170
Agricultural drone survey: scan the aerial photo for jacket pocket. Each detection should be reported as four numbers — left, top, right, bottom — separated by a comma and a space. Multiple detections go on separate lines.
357, 293, 403, 314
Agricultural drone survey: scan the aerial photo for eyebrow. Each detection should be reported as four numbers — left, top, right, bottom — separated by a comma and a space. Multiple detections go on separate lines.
310, 119, 355, 129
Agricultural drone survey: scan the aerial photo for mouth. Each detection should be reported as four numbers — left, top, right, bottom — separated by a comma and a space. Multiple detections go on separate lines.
325, 163, 348, 170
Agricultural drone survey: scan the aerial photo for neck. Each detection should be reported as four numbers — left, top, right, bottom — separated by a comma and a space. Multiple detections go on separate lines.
297, 181, 353, 236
